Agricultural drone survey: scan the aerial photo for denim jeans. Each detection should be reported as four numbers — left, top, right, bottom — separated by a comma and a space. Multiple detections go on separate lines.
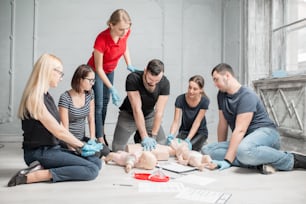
93, 71, 114, 138
201, 127, 294, 171
24, 145, 102, 182
112, 110, 166, 151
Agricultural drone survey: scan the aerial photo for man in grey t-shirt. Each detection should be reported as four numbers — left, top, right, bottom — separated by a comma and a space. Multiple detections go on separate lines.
202, 63, 306, 174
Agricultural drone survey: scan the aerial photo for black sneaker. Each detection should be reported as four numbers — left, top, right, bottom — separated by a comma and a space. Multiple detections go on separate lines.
257, 164, 276, 174
293, 153, 306, 169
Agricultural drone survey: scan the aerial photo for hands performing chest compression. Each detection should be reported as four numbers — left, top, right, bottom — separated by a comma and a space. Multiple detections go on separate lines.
141, 136, 157, 151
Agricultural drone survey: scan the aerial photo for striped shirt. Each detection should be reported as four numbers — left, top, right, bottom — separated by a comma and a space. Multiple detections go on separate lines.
58, 91, 94, 140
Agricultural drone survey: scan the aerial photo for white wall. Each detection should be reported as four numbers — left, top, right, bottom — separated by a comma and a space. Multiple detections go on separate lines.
0, 0, 241, 142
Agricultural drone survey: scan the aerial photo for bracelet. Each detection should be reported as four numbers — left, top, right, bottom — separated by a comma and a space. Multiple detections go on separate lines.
224, 159, 232, 166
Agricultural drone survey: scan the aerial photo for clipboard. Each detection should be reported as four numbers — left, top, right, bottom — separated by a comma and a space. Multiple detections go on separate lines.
157, 162, 197, 174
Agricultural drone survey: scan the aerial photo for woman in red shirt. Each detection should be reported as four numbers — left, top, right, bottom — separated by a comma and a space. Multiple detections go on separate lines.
87, 9, 138, 145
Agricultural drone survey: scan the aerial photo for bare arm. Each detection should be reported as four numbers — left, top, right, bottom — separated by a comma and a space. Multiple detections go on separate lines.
93, 49, 113, 88
123, 45, 132, 66
127, 90, 148, 139
186, 109, 207, 140
87, 97, 95, 140
151, 95, 169, 136
169, 107, 182, 135
225, 112, 253, 163
58, 106, 69, 130
38, 105, 83, 149
217, 110, 228, 142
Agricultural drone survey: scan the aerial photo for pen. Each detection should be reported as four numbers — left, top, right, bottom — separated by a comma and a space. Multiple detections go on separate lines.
113, 183, 133, 187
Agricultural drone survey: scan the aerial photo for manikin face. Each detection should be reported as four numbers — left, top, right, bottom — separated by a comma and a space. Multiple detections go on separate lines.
110, 21, 130, 38
137, 151, 157, 170
212, 71, 229, 92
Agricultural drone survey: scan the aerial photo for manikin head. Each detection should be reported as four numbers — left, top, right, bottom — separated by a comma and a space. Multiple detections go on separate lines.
135, 151, 157, 170
170, 138, 189, 153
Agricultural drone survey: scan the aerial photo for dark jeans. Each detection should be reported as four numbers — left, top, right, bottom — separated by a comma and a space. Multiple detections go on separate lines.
93, 71, 114, 138
24, 145, 102, 182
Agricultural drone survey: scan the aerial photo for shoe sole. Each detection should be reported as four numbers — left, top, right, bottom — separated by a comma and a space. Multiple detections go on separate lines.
262, 164, 276, 174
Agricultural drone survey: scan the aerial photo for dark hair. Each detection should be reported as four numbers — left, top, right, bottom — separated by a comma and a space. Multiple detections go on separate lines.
146, 59, 164, 76
211, 63, 235, 77
71, 64, 94, 93
189, 75, 207, 98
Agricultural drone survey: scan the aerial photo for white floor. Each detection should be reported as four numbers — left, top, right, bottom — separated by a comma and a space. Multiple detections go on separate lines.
1, 142, 306, 204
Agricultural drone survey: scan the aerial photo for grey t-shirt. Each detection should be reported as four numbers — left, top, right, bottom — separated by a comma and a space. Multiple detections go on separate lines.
217, 86, 276, 136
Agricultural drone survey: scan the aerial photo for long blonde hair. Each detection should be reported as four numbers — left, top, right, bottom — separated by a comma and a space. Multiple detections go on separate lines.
18, 54, 62, 120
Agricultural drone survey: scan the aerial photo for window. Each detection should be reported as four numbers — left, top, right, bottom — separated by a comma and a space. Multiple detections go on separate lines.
272, 0, 306, 75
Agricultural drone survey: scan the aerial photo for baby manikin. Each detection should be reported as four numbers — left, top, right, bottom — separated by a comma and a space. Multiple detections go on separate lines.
104, 151, 157, 173
125, 139, 217, 170
171, 139, 216, 171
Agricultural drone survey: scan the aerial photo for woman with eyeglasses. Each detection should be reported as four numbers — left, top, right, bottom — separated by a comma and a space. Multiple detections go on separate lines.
7, 54, 102, 187
87, 9, 138, 146
58, 64, 110, 157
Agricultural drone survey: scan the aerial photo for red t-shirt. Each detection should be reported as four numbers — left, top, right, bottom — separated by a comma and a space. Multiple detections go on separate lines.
87, 28, 130, 73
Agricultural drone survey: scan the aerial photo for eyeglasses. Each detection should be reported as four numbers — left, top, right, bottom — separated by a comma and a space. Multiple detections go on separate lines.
84, 78, 95, 84
53, 68, 64, 78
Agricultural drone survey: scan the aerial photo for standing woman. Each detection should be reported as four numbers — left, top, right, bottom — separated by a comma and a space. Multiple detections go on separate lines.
7, 54, 102, 187
58, 64, 110, 157
167, 75, 210, 151
87, 9, 138, 145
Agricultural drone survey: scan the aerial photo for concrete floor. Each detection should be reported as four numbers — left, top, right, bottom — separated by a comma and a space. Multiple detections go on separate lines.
0, 142, 306, 204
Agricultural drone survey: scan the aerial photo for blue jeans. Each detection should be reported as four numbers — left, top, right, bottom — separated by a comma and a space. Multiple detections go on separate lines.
24, 145, 102, 182
201, 127, 294, 171
93, 71, 114, 138
112, 110, 166, 151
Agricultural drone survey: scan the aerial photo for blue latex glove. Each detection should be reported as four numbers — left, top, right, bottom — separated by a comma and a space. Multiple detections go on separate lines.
110, 87, 121, 106
127, 65, 140, 72
212, 160, 231, 170
141, 136, 157, 151
184, 138, 192, 150
166, 134, 174, 145
81, 143, 103, 157
87, 139, 104, 150
81, 149, 97, 157
87, 138, 96, 145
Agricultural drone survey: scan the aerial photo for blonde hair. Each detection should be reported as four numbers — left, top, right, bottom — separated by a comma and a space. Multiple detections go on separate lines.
18, 53, 63, 120
107, 9, 131, 27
